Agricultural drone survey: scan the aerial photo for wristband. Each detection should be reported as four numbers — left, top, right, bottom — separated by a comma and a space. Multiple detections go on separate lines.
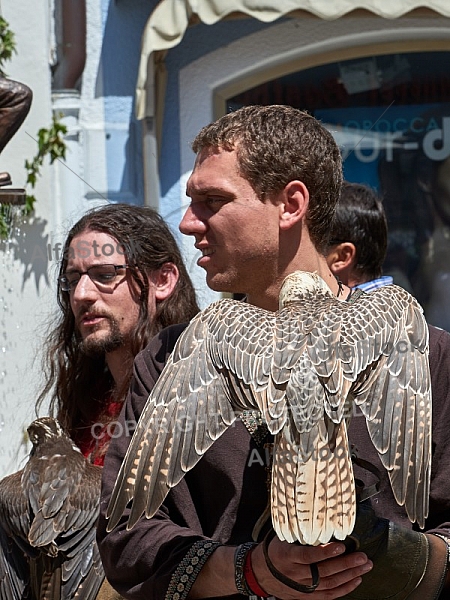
234, 542, 257, 596
243, 546, 270, 598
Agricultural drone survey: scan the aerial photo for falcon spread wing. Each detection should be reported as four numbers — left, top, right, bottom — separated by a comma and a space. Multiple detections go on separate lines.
0, 417, 105, 600
106, 271, 431, 546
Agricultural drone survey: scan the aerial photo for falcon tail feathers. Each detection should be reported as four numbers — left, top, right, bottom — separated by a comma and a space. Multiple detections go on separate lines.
271, 420, 355, 546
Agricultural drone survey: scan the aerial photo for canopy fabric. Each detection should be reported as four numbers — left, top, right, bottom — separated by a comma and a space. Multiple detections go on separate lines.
137, 0, 450, 118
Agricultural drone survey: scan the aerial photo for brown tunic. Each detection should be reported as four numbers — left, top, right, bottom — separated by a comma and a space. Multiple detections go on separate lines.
97, 323, 450, 600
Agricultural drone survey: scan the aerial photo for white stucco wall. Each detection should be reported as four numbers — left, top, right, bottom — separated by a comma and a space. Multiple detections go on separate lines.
0, 0, 54, 474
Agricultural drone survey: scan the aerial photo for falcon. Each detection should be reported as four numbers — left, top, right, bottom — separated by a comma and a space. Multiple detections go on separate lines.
106, 271, 431, 546
0, 417, 105, 600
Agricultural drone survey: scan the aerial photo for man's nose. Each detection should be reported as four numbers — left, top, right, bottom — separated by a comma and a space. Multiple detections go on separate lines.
179, 204, 207, 237
71, 273, 98, 303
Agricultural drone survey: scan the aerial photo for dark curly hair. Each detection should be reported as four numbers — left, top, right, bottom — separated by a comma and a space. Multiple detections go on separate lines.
192, 105, 343, 253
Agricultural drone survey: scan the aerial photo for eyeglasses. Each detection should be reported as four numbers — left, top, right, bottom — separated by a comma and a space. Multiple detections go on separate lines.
58, 264, 129, 292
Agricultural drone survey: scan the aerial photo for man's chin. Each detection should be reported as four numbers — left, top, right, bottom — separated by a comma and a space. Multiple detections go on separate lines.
206, 273, 235, 293
80, 333, 123, 357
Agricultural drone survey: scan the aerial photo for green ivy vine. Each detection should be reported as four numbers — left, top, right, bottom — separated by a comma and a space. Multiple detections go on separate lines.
24, 115, 67, 215
0, 16, 16, 69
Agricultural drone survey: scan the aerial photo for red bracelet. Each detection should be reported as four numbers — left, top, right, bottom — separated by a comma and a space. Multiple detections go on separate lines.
243, 546, 270, 598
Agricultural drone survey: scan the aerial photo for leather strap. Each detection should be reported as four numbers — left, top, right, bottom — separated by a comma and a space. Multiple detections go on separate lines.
262, 530, 319, 594
351, 446, 381, 502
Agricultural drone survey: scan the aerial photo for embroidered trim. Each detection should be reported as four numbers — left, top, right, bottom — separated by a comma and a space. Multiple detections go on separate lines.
165, 540, 221, 600
235, 542, 258, 595
241, 410, 269, 445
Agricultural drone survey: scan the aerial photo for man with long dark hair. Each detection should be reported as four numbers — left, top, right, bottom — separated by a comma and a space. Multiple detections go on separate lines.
36, 203, 199, 465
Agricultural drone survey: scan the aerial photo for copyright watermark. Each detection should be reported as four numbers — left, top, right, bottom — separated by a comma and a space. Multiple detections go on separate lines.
90, 401, 366, 444
28, 237, 144, 264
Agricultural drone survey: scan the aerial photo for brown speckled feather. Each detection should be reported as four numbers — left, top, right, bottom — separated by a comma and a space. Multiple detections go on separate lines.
107, 271, 431, 546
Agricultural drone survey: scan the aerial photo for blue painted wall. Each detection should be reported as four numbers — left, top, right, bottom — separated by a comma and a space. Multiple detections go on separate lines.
97, 0, 274, 227
158, 17, 275, 233
98, 0, 160, 202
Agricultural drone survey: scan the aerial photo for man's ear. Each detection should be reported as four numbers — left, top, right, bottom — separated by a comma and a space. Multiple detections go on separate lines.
327, 243, 356, 277
152, 263, 179, 301
278, 180, 309, 230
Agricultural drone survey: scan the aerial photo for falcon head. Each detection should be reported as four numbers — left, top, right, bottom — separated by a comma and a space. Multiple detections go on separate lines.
27, 417, 65, 448
279, 270, 332, 308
